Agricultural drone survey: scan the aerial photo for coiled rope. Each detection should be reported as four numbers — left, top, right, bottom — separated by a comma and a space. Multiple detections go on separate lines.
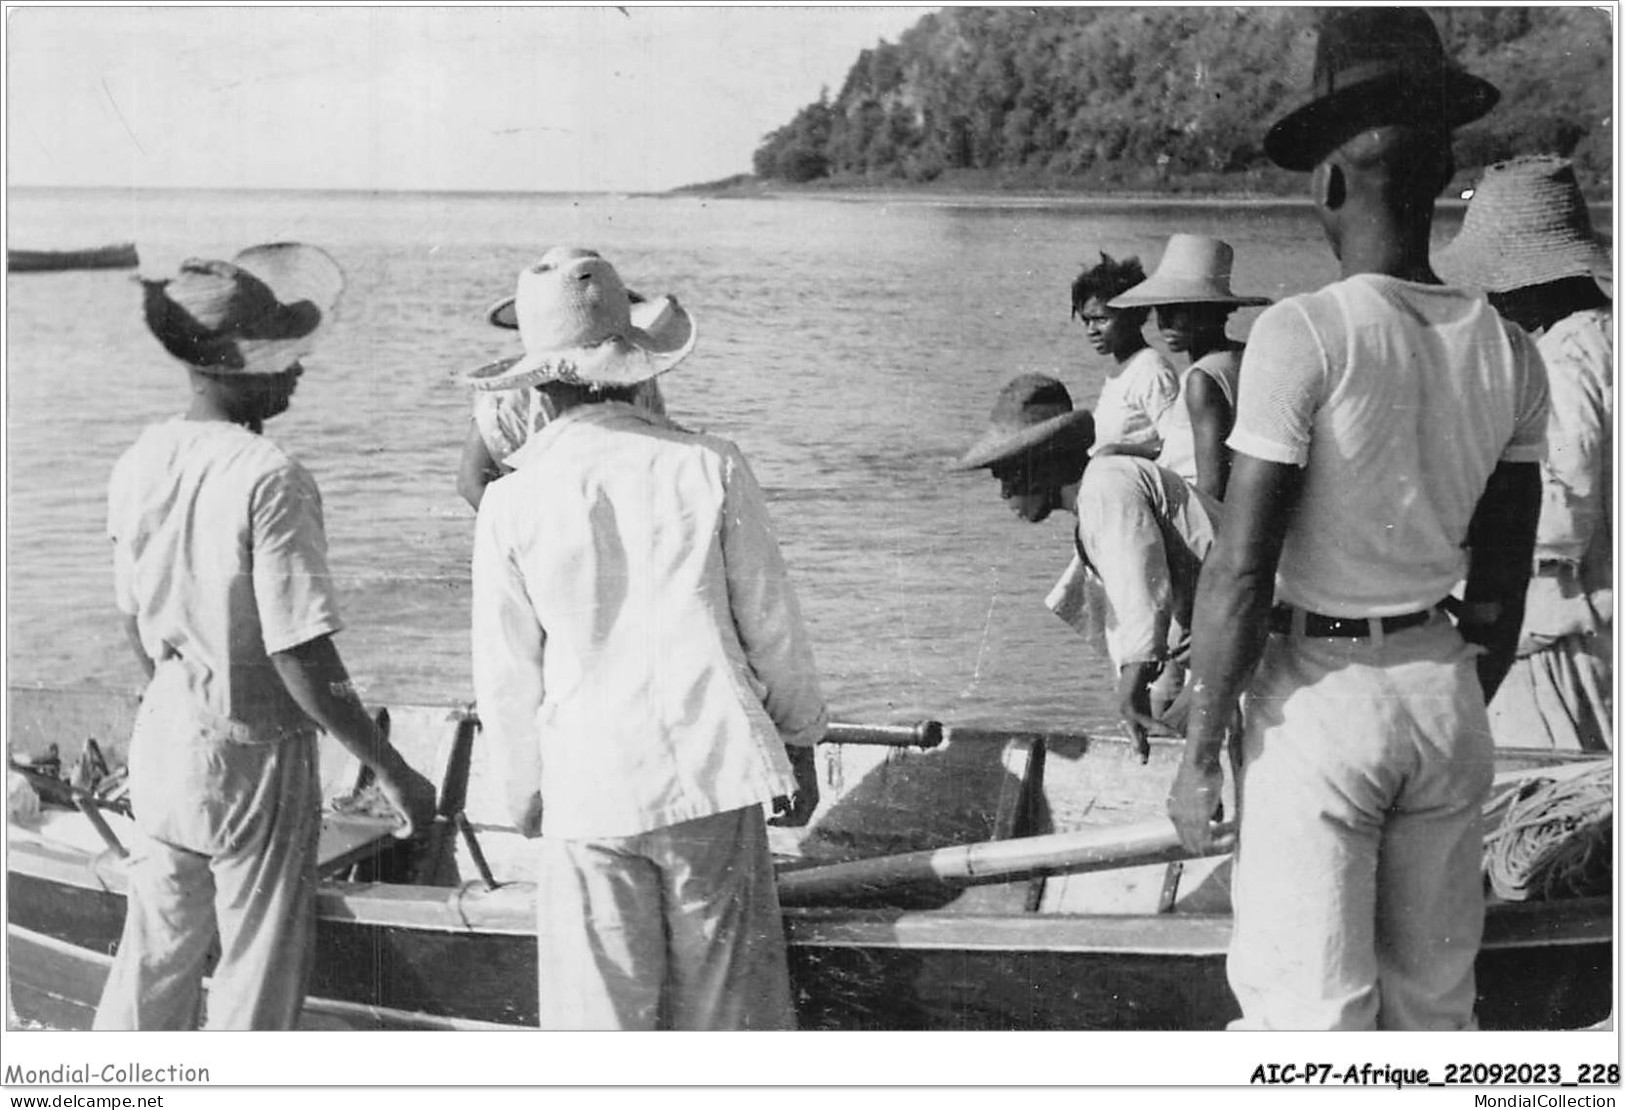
1482, 759, 1612, 902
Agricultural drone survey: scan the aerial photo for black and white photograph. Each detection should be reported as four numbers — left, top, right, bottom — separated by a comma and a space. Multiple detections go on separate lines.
3, 2, 1616, 1099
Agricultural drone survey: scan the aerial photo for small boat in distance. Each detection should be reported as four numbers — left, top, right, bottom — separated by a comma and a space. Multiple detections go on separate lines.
8, 243, 139, 273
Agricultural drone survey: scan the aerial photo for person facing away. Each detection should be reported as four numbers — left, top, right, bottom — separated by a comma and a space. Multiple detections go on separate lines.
1108, 234, 1271, 501
96, 244, 437, 1031
456, 247, 681, 509
1436, 155, 1614, 752
468, 248, 827, 1030
954, 374, 1219, 762
1070, 252, 1179, 457
1167, 8, 1549, 1031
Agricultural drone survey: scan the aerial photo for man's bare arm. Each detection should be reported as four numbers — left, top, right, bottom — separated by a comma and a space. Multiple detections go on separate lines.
1168, 454, 1302, 852
1460, 460, 1542, 702
270, 634, 437, 837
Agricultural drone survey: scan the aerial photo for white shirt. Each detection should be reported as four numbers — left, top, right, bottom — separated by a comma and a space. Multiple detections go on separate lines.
1073, 456, 1219, 666
1519, 307, 1613, 643
1155, 346, 1242, 486
1532, 307, 1612, 577
1091, 346, 1178, 454
471, 402, 828, 839
107, 419, 343, 736
1229, 275, 1549, 617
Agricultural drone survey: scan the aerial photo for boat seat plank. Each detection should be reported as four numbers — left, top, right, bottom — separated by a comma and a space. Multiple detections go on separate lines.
316, 813, 403, 879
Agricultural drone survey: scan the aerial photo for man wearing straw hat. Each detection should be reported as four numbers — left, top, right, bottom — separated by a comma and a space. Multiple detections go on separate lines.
456, 277, 675, 510
956, 374, 1219, 761
96, 245, 437, 1030
1167, 9, 1550, 1029
1106, 233, 1271, 501
468, 247, 827, 1030
1436, 156, 1613, 753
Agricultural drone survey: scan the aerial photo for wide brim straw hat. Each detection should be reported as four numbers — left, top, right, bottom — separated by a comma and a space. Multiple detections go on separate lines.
1264, 8, 1500, 172
142, 243, 344, 375
1434, 156, 1613, 295
1107, 234, 1270, 308
953, 374, 1095, 471
463, 247, 696, 391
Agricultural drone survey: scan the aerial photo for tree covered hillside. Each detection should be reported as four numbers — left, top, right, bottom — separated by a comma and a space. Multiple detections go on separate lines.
751, 7, 1612, 193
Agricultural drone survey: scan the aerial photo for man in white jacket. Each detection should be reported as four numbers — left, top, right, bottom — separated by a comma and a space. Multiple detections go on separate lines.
468, 248, 827, 1030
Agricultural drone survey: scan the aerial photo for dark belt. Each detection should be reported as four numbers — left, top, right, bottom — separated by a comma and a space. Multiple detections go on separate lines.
1270, 605, 1435, 639
1535, 558, 1579, 578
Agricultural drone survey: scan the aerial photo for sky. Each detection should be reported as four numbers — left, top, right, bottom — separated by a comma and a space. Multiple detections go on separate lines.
5, 4, 934, 193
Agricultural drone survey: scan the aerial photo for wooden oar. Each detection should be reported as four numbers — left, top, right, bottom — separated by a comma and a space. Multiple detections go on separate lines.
820, 720, 1154, 752
776, 818, 1231, 905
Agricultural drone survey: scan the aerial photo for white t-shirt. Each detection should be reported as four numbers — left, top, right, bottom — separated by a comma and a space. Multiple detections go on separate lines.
1091, 346, 1178, 454
108, 419, 343, 736
1155, 345, 1243, 486
1229, 274, 1549, 616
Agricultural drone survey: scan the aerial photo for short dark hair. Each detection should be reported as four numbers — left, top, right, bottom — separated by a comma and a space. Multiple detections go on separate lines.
1071, 253, 1149, 328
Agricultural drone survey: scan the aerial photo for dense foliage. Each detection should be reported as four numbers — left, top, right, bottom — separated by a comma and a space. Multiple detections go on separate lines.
751, 7, 1612, 194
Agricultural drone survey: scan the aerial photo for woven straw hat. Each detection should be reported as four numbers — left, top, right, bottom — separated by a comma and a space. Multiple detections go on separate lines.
1265, 8, 1499, 172
953, 374, 1095, 471
1106, 234, 1270, 309
463, 247, 696, 391
142, 243, 344, 375
1434, 157, 1612, 295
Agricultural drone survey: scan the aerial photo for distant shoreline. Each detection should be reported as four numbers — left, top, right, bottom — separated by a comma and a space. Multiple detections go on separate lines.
663, 177, 1475, 212
671, 185, 1322, 209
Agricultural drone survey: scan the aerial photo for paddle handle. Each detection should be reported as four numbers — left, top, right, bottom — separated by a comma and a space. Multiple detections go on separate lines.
818, 721, 1149, 752
777, 819, 1229, 905
821, 721, 944, 749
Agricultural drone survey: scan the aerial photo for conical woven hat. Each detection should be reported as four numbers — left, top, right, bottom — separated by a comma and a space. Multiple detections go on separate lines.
1435, 157, 1612, 295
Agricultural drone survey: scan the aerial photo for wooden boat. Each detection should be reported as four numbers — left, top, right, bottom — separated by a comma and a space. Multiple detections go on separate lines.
8, 243, 139, 273
6, 684, 1612, 1031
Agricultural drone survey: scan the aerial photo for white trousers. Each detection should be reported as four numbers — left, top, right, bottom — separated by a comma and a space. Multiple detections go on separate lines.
1489, 632, 1613, 752
1228, 613, 1496, 1030
94, 671, 321, 1030
535, 805, 795, 1030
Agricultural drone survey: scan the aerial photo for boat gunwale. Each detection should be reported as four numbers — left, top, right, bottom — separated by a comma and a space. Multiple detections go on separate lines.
10, 829, 1612, 957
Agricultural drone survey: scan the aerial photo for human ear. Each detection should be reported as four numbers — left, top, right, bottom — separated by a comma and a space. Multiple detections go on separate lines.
1313, 162, 1346, 210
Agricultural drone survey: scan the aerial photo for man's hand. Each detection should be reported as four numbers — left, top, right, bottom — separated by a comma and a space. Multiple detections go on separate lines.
1117, 661, 1179, 764
508, 790, 544, 838
372, 753, 438, 841
1166, 757, 1235, 856
769, 746, 820, 828
269, 635, 438, 839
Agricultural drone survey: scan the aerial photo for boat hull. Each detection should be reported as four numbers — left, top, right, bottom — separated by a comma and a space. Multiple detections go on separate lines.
7, 685, 1613, 1031
8, 850, 1612, 1031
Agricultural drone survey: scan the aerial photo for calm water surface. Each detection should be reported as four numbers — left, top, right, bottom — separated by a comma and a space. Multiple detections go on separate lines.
6, 188, 1471, 734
